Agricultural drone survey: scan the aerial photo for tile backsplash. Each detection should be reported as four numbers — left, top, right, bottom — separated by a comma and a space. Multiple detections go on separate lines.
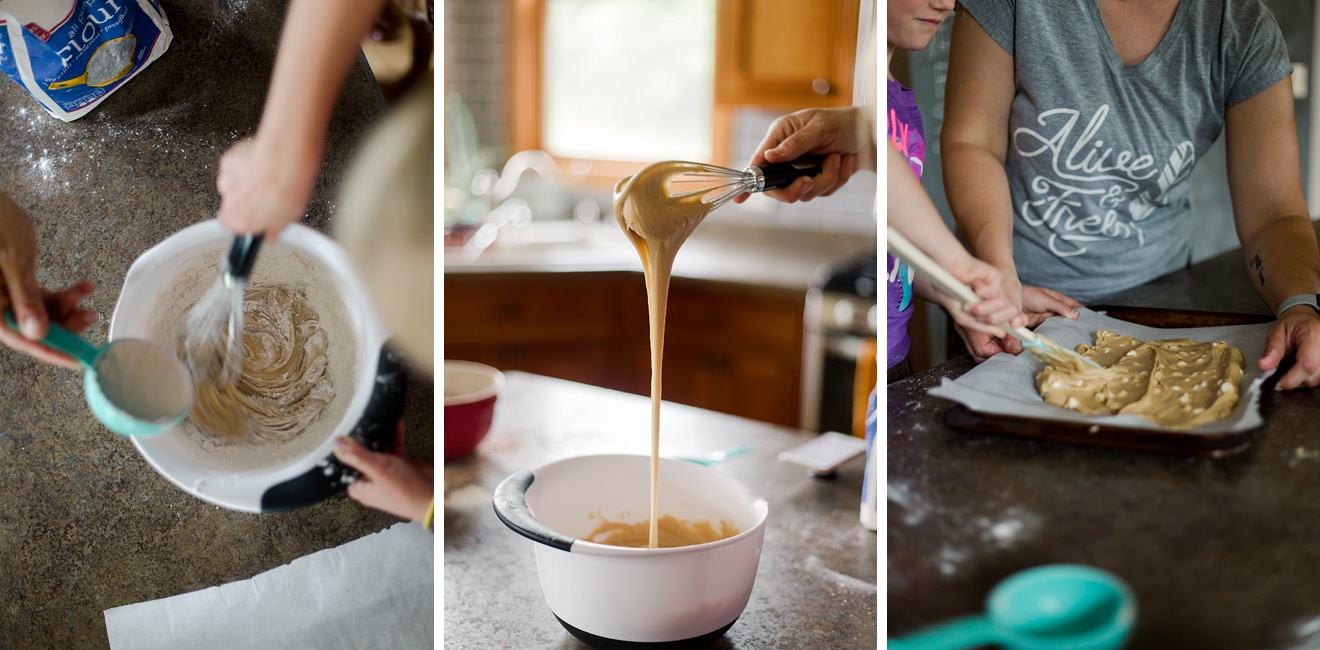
722, 108, 877, 235
443, 0, 506, 151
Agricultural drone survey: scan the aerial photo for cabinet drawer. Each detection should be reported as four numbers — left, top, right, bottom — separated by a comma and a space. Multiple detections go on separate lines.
445, 273, 620, 343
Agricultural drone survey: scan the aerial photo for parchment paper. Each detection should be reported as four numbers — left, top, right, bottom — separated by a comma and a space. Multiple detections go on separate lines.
103, 522, 434, 650
928, 308, 1275, 434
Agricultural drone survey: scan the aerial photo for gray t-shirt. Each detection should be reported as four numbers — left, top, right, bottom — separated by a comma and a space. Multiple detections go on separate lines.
960, 0, 1292, 303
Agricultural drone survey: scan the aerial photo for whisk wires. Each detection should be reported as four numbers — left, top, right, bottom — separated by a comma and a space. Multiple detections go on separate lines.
667, 163, 755, 211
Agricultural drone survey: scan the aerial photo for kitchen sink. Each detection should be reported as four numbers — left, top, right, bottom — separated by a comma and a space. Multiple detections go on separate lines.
444, 219, 637, 270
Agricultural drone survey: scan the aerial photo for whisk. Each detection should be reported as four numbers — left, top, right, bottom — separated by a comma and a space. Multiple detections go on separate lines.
182, 234, 264, 388
668, 156, 825, 210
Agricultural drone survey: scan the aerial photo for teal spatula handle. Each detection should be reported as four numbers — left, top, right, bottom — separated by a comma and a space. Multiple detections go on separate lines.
888, 616, 1000, 650
4, 309, 102, 368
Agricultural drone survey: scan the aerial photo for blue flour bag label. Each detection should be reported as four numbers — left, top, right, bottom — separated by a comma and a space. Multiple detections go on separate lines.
0, 0, 171, 121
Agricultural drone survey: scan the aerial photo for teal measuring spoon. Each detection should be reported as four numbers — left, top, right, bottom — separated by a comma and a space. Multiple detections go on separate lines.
677, 444, 753, 467
889, 564, 1136, 650
5, 311, 193, 437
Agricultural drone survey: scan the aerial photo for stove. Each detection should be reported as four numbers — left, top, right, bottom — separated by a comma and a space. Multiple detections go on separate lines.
801, 253, 879, 434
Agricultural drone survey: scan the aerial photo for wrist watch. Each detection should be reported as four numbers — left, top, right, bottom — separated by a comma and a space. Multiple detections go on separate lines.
1276, 293, 1320, 319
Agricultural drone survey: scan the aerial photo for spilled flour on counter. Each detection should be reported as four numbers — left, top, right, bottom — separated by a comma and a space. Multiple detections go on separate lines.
146, 250, 357, 473
1036, 329, 1245, 429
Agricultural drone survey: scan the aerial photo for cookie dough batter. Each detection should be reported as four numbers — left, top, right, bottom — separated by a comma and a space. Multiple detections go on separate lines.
1036, 329, 1245, 429
187, 284, 335, 442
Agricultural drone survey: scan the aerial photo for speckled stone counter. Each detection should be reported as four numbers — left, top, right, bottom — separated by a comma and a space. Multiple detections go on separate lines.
0, 3, 433, 649
888, 230, 1320, 648
444, 372, 877, 649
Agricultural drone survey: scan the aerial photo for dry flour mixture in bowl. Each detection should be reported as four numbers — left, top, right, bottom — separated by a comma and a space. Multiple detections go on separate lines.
110, 221, 407, 512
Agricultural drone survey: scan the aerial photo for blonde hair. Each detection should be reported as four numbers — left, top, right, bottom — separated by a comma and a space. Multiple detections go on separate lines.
335, 81, 435, 373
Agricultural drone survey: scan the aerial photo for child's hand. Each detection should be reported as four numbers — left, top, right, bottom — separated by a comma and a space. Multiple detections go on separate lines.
943, 255, 1027, 338
215, 135, 321, 241
333, 422, 433, 523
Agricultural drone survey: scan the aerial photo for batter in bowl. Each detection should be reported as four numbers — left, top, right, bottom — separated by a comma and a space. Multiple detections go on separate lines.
188, 283, 335, 442
585, 515, 738, 549
146, 249, 356, 472
1036, 329, 1245, 429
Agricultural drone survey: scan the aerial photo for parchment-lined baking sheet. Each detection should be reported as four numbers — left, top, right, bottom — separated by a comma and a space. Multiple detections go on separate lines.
929, 308, 1275, 434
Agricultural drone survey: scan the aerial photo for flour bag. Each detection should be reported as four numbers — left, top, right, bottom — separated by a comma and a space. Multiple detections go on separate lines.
0, 0, 171, 121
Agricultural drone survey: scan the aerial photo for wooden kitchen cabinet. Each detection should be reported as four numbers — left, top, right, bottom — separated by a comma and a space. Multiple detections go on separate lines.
662, 279, 805, 427
444, 272, 806, 427
714, 0, 862, 110
445, 272, 634, 389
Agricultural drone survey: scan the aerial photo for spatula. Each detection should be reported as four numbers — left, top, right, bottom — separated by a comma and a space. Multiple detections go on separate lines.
886, 226, 1100, 371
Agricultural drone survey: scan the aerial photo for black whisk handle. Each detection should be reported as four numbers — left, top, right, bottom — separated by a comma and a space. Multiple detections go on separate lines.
750, 155, 825, 192
226, 234, 264, 281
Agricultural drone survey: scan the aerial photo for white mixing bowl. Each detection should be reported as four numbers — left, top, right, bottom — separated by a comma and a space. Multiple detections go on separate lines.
494, 454, 769, 647
110, 221, 407, 512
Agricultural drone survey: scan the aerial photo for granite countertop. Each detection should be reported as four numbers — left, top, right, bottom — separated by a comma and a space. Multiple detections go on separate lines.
444, 372, 878, 649
0, 3, 433, 649
444, 220, 878, 293
888, 228, 1320, 648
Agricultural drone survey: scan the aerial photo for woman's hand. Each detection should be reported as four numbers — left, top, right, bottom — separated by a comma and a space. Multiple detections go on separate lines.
1259, 308, 1320, 389
0, 195, 96, 369
733, 107, 871, 204
952, 276, 1082, 363
334, 421, 434, 523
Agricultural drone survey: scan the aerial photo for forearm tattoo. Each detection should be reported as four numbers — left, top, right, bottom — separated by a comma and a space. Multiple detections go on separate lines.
1250, 251, 1265, 287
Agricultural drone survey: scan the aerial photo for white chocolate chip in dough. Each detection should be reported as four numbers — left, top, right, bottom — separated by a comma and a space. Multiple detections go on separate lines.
1034, 331, 1244, 429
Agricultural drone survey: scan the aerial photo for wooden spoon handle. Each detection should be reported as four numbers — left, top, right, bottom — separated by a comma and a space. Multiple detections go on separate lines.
884, 226, 1035, 342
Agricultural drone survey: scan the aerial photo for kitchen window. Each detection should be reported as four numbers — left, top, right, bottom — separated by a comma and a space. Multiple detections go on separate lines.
511, 0, 717, 186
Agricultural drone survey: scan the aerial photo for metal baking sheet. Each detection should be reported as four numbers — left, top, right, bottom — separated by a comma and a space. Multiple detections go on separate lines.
928, 307, 1276, 456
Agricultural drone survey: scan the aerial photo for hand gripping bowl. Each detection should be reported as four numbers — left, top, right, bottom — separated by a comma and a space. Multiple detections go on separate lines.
494, 454, 770, 648
110, 221, 408, 513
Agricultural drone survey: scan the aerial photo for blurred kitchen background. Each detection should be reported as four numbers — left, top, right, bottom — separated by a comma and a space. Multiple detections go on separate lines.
894, 0, 1319, 373
443, 0, 879, 436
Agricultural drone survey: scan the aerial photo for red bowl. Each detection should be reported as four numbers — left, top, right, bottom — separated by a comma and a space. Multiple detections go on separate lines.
444, 361, 504, 460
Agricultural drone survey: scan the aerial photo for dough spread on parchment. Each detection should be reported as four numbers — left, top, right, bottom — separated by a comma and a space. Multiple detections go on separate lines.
1035, 329, 1245, 429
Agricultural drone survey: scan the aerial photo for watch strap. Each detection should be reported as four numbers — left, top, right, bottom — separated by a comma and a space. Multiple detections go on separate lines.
1276, 293, 1320, 319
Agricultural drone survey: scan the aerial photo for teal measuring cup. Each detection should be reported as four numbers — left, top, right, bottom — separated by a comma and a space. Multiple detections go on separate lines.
889, 564, 1136, 650
5, 311, 193, 437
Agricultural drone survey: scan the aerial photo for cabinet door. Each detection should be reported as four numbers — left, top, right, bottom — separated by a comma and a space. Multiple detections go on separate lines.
715, 0, 862, 109
663, 344, 801, 427
661, 279, 806, 427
